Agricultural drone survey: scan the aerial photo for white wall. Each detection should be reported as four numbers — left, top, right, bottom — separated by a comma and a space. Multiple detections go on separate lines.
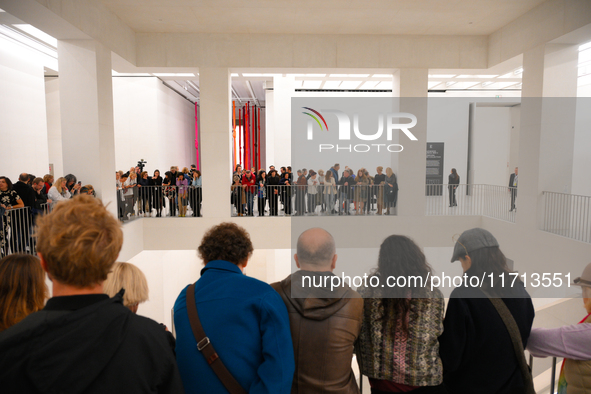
472, 107, 512, 186
112, 77, 196, 174
426, 99, 470, 185
0, 36, 50, 179
45, 77, 63, 177
572, 81, 591, 196
128, 248, 287, 329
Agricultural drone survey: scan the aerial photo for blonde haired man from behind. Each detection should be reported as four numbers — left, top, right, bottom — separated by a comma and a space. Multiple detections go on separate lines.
0, 195, 184, 394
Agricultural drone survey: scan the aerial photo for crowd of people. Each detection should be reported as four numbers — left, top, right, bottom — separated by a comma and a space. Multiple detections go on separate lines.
0, 172, 93, 257
117, 165, 202, 220
0, 195, 589, 393
232, 163, 399, 216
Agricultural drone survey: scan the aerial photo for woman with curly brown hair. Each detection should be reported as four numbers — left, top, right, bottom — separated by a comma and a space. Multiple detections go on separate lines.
0, 254, 48, 331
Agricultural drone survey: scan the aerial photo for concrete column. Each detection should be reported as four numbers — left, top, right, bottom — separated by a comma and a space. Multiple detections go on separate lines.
199, 67, 232, 218
393, 68, 429, 216
518, 44, 580, 231
539, 44, 579, 194
57, 40, 117, 216
272, 75, 294, 168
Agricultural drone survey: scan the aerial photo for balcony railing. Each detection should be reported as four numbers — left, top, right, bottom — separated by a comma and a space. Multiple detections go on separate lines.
425, 184, 516, 223
117, 185, 202, 221
543, 191, 591, 243
231, 184, 398, 217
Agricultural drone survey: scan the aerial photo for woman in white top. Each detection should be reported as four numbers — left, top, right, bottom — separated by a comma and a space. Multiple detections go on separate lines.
323, 170, 337, 215
47, 177, 71, 208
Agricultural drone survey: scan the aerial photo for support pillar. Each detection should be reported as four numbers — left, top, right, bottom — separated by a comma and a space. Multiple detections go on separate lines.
393, 68, 429, 216
199, 68, 232, 218
519, 43, 580, 231
57, 40, 116, 216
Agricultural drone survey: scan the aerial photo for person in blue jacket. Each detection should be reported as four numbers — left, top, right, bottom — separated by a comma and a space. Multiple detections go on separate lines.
174, 222, 295, 394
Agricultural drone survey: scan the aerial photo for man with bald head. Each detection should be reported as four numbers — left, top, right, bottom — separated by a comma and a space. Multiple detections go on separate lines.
271, 228, 363, 393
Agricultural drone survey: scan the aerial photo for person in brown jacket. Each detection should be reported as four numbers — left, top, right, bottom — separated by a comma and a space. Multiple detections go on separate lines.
271, 228, 364, 394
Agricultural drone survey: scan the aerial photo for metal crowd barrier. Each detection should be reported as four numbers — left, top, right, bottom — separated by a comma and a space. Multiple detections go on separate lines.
425, 184, 516, 223
231, 184, 399, 217
0, 203, 53, 258
117, 185, 203, 222
543, 191, 591, 243
1, 206, 36, 257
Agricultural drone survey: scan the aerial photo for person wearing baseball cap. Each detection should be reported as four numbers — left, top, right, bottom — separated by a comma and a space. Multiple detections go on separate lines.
439, 228, 535, 394
527, 262, 591, 393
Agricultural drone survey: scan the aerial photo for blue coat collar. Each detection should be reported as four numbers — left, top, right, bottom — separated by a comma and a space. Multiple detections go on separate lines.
200, 260, 243, 276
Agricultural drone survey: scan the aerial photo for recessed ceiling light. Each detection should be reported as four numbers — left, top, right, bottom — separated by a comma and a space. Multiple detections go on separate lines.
322, 81, 342, 89
348, 74, 370, 77
13, 24, 57, 47
360, 81, 380, 89
231, 73, 239, 77
153, 73, 195, 77
302, 80, 322, 89
456, 74, 498, 78
429, 74, 456, 78
376, 81, 393, 89
340, 81, 362, 89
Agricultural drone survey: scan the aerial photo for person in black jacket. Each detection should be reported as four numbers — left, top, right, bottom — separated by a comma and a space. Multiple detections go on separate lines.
12, 173, 36, 209
11, 173, 36, 251
138, 171, 153, 217
256, 170, 268, 217
31, 177, 51, 218
267, 169, 281, 216
280, 172, 292, 215
0, 195, 184, 394
509, 167, 518, 211
338, 170, 356, 215
151, 170, 164, 217
448, 168, 460, 207
439, 228, 535, 394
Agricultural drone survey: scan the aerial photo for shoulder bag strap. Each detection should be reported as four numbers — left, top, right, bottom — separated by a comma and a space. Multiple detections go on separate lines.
186, 284, 247, 394
487, 295, 536, 394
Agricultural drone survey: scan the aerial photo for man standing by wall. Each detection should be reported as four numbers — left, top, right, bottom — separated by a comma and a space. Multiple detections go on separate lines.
509, 167, 518, 211
272, 228, 363, 394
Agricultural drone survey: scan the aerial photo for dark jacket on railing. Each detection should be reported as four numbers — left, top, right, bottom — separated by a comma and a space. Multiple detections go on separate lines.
33, 190, 49, 210
13, 181, 36, 209
279, 177, 291, 197
338, 175, 356, 197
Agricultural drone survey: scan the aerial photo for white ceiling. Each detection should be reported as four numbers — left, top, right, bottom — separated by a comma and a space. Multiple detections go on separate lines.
100, 0, 548, 36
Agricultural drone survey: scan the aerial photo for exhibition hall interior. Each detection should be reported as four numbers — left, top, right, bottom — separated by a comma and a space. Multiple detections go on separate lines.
1, 0, 591, 391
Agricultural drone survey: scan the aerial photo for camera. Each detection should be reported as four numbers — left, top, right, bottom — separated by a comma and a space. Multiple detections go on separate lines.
137, 159, 148, 173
